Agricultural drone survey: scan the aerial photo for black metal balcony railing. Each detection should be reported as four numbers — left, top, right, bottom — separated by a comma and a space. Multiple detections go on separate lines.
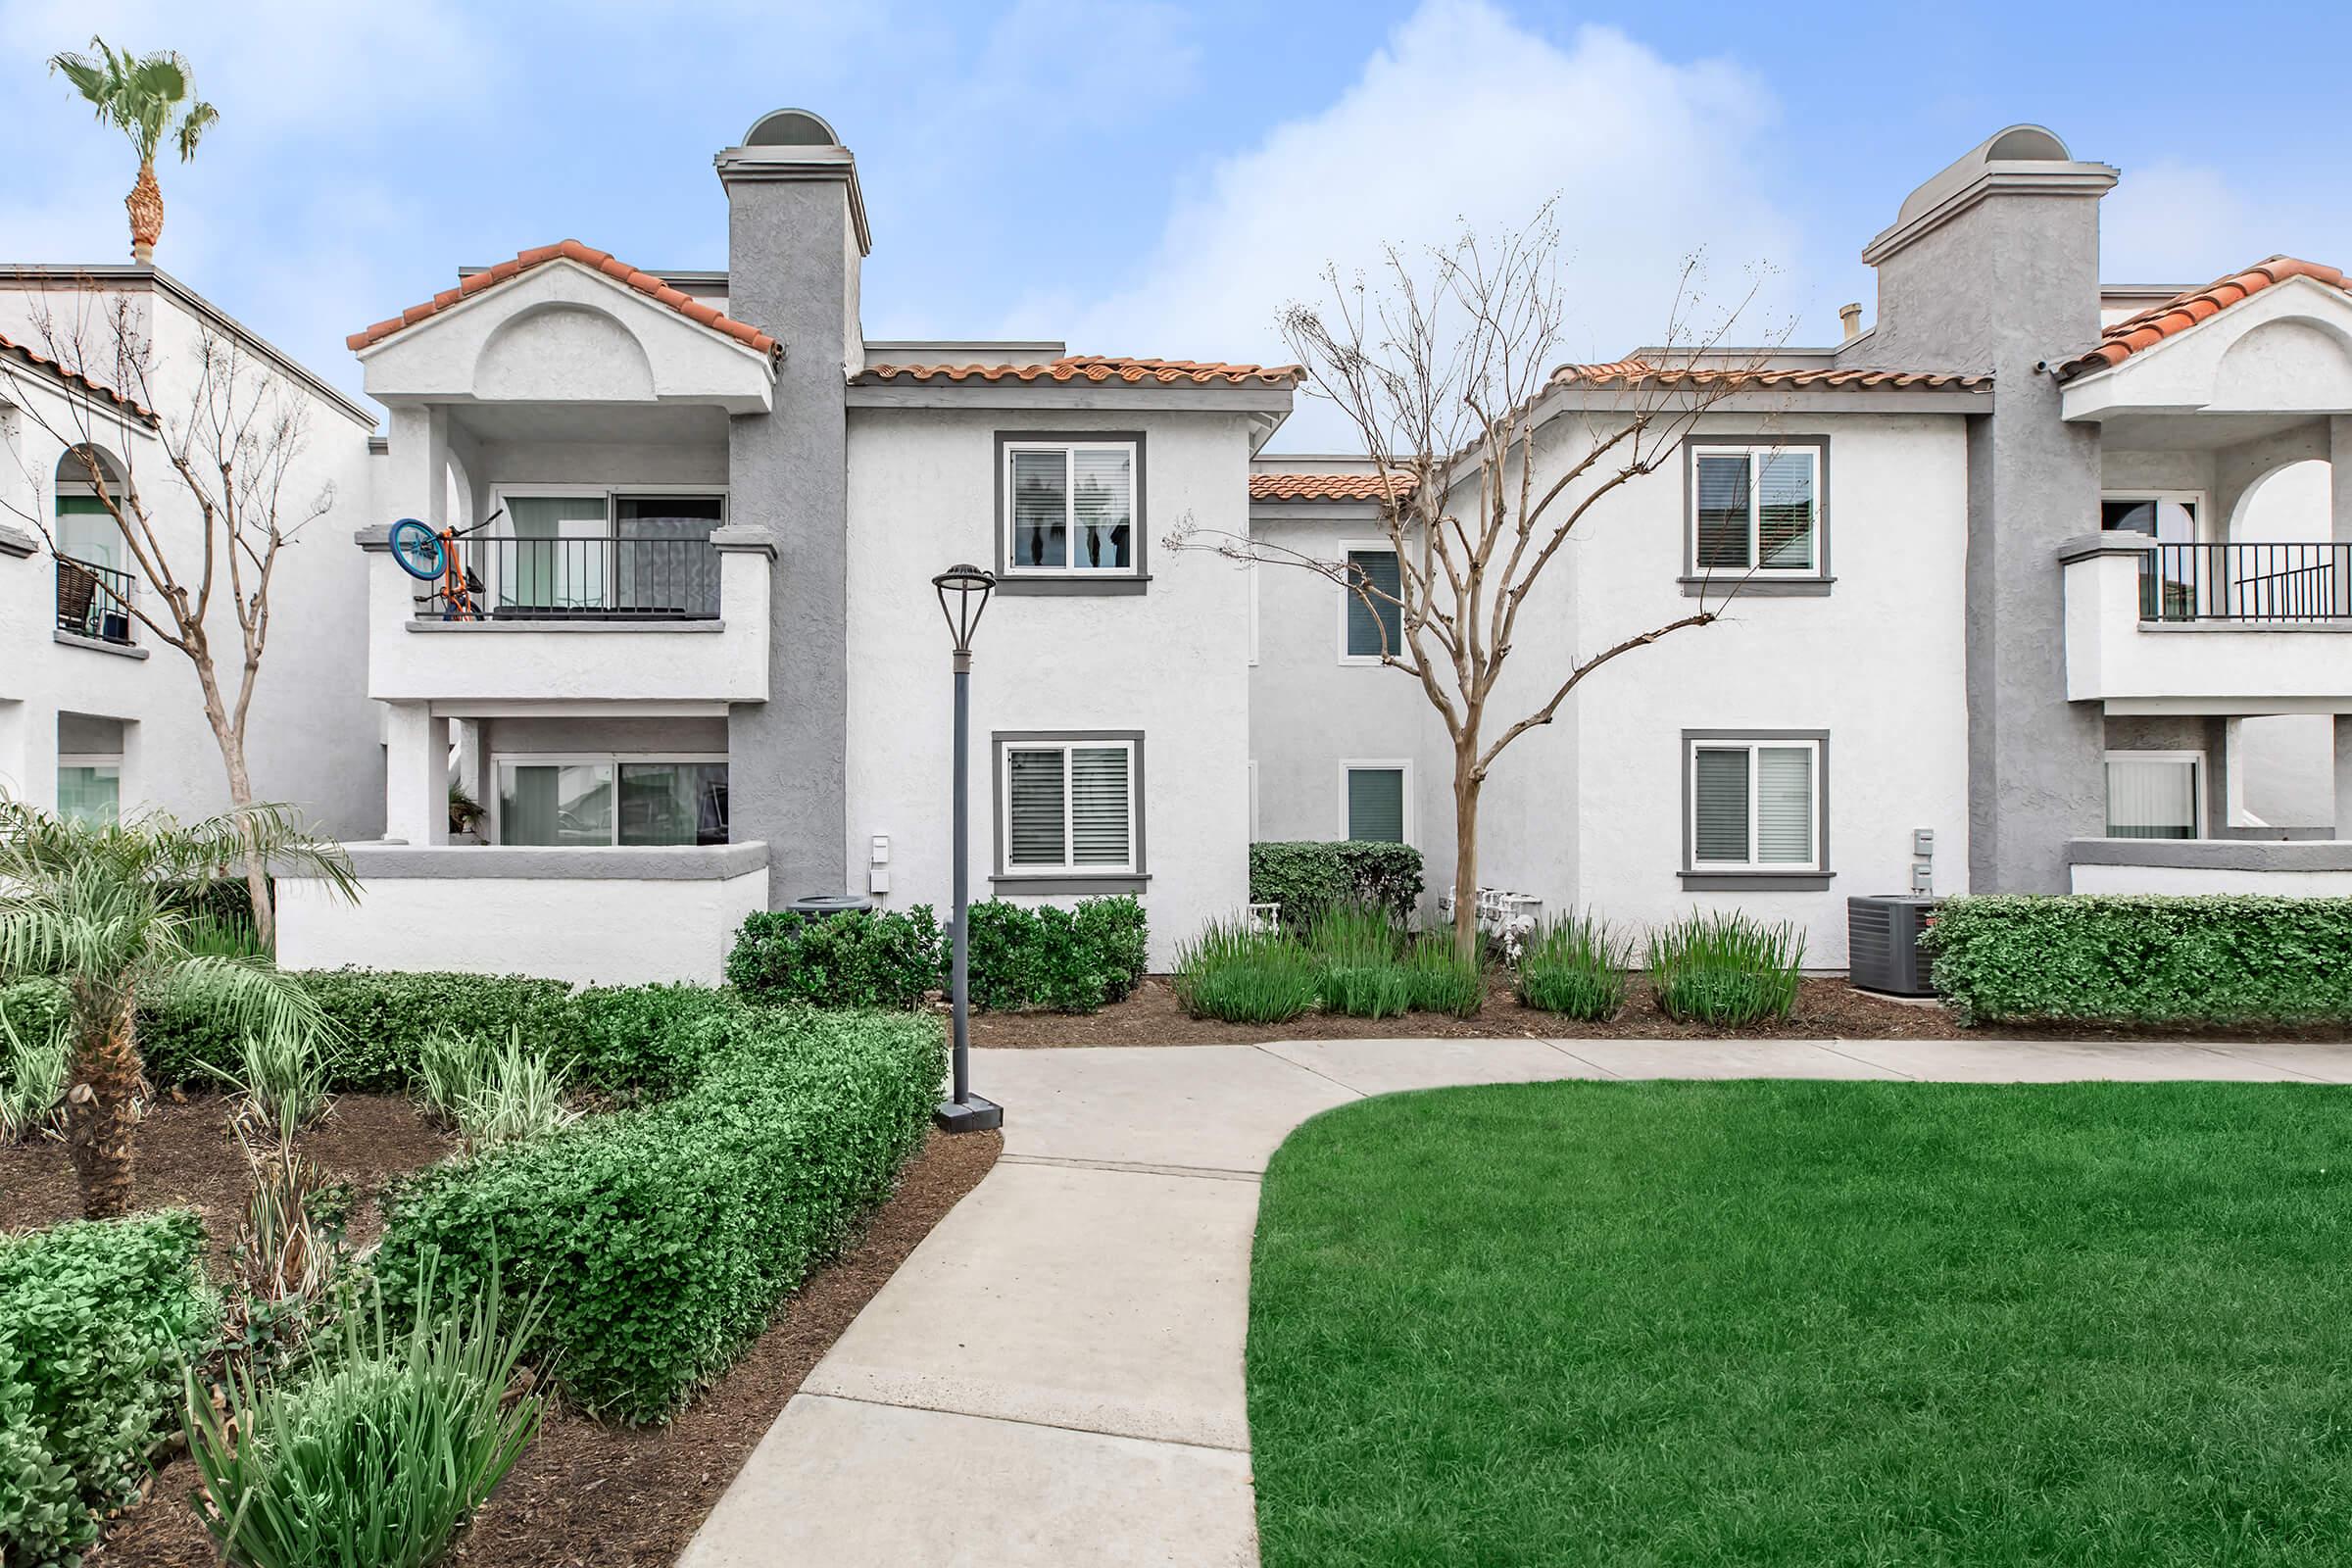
2138, 543, 2352, 623
55, 556, 136, 645
415, 536, 721, 621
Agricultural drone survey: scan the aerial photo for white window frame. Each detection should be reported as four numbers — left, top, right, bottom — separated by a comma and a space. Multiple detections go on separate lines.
2102, 748, 2205, 840
484, 484, 730, 609
1335, 538, 1403, 665
1689, 443, 1822, 578
1337, 758, 1415, 848
999, 440, 1142, 578
999, 737, 1140, 875
1686, 736, 1823, 872
488, 751, 729, 848
56, 754, 122, 824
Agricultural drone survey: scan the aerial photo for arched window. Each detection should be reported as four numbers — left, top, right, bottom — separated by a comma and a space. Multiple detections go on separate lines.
54, 445, 134, 645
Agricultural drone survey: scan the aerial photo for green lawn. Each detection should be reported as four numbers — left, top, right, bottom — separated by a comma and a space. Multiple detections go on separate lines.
1248, 1080, 2352, 1567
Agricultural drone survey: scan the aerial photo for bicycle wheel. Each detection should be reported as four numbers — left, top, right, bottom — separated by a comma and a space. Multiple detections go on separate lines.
388, 518, 447, 581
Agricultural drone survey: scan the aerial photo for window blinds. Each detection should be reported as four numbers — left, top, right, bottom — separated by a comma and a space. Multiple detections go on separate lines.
1348, 767, 1406, 843
1754, 747, 1814, 863
1757, 454, 1815, 569
1010, 451, 1067, 569
1345, 549, 1403, 657
1006, 749, 1067, 864
1070, 449, 1133, 570
1007, 744, 1134, 870
2105, 758, 2197, 840
1692, 748, 1750, 861
1694, 454, 1751, 570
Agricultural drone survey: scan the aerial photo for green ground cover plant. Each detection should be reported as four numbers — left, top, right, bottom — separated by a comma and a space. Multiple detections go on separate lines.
1927, 895, 2352, 1025
1645, 908, 1803, 1024
0, 1211, 214, 1568
1250, 1079, 2352, 1567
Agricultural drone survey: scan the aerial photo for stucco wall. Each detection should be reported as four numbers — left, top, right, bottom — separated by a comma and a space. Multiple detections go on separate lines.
845, 407, 1255, 969
275, 853, 767, 984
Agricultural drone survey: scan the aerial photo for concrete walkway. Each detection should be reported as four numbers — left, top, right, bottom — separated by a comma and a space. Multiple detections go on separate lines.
677, 1036, 2352, 1566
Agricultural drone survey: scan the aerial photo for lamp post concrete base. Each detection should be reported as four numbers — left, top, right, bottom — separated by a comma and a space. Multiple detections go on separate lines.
933, 1094, 1004, 1134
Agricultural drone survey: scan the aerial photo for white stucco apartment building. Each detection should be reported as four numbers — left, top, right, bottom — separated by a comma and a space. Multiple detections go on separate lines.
9, 113, 2352, 981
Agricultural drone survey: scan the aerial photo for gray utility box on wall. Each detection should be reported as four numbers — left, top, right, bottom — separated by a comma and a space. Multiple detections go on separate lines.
1847, 896, 1941, 997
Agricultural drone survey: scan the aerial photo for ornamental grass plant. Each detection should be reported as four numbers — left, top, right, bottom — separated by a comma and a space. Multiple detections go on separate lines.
1171, 919, 1321, 1024
1645, 909, 1804, 1025
1515, 912, 1630, 1020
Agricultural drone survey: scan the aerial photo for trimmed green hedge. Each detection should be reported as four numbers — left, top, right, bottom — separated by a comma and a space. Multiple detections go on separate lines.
376, 1006, 944, 1423
1925, 895, 2352, 1026
967, 897, 1149, 1012
724, 897, 1150, 1013
1250, 842, 1424, 929
139, 970, 577, 1093
1, 1212, 215, 1568
724, 907, 944, 1010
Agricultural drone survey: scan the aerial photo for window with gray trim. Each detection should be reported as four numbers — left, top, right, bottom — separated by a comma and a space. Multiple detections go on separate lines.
999, 736, 1140, 875
1002, 439, 1139, 576
1684, 439, 1829, 587
1341, 546, 1402, 660
1686, 734, 1825, 873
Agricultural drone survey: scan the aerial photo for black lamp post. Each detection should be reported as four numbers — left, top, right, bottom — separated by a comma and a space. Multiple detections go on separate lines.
932, 563, 1003, 1133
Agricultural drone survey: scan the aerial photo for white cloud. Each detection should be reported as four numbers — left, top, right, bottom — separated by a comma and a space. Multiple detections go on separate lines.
1009, 0, 1809, 450
2097, 160, 2352, 286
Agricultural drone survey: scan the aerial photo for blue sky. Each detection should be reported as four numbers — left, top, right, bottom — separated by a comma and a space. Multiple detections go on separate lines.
3, 0, 2344, 450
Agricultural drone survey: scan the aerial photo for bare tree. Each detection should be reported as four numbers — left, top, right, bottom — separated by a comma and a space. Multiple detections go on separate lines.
1172, 213, 1786, 957
1, 281, 334, 946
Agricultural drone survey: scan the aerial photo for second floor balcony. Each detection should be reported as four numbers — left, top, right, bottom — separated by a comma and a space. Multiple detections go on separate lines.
55, 556, 136, 649
2064, 534, 2352, 710
414, 532, 724, 622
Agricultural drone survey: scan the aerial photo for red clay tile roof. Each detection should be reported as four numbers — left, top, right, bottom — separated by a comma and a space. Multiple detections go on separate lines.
858, 355, 1302, 388
1249, 471, 1414, 502
1551, 359, 1990, 391
347, 241, 780, 356
2057, 256, 2349, 380
0, 330, 153, 419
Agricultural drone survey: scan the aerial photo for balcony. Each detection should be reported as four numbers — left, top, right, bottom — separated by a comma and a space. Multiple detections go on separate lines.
413, 535, 723, 622
366, 525, 772, 706
55, 556, 136, 648
2063, 534, 2352, 712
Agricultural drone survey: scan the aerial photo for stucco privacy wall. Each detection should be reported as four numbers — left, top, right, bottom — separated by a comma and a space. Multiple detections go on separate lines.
1571, 413, 1972, 966
0, 277, 383, 837
845, 408, 1256, 970
274, 847, 769, 984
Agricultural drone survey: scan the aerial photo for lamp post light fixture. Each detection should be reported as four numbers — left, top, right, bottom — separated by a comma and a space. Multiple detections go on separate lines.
932, 563, 1003, 1134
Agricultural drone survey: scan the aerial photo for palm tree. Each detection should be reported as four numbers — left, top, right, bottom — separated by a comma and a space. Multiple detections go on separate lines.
0, 800, 356, 1218
48, 38, 220, 265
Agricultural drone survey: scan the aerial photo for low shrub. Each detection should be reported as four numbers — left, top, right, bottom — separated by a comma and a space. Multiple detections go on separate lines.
186, 1256, 544, 1568
1, 1211, 215, 1568
140, 970, 577, 1094
1515, 912, 1630, 1020
377, 1006, 944, 1422
724, 907, 944, 1010
1646, 910, 1804, 1025
1170, 920, 1320, 1024
563, 984, 745, 1100
1, 981, 70, 1144
1250, 842, 1424, 929
967, 897, 1149, 1013
1925, 895, 2352, 1026
1404, 937, 1485, 1017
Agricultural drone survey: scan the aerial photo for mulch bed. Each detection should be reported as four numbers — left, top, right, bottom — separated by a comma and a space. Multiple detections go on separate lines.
970, 973, 2352, 1048
2, 1096, 1000, 1568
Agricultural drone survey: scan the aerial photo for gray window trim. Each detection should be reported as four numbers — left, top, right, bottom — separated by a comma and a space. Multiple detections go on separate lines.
1681, 435, 1831, 594
993, 430, 1148, 595
1678, 728, 1833, 890
990, 728, 1149, 893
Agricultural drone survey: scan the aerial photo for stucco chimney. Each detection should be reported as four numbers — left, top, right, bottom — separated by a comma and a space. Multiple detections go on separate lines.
1838, 302, 1863, 341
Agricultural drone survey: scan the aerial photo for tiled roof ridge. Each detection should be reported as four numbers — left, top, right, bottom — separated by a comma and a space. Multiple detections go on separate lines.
1551, 358, 1990, 390
858, 354, 1303, 388
1249, 470, 1415, 502
2057, 256, 2348, 380
347, 240, 781, 356
0, 330, 154, 419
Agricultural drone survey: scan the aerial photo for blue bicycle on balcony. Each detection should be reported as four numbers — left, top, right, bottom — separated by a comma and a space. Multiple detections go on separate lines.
387, 507, 503, 620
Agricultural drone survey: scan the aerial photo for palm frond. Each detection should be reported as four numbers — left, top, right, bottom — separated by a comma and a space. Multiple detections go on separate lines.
149, 953, 331, 1053
176, 99, 219, 161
